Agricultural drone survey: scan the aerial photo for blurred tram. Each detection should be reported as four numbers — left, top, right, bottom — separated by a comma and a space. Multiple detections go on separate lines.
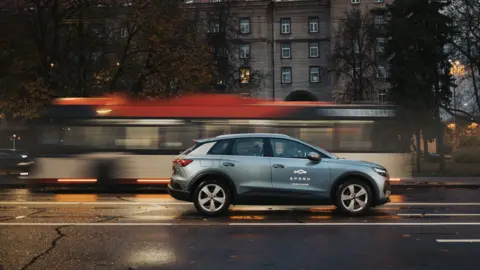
26, 93, 410, 188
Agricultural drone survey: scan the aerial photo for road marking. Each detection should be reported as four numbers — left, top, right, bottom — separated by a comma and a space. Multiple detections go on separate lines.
436, 239, 480, 243
1, 201, 480, 209
0, 201, 191, 205
0, 222, 480, 226
389, 203, 480, 206
399, 213, 480, 217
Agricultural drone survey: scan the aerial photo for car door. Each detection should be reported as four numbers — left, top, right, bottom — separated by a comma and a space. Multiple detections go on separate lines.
268, 138, 331, 198
219, 137, 272, 193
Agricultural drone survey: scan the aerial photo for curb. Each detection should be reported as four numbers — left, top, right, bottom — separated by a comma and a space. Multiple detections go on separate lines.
391, 182, 480, 188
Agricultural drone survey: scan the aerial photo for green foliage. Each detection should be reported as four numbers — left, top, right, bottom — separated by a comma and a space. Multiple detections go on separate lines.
386, 0, 455, 133
452, 147, 480, 163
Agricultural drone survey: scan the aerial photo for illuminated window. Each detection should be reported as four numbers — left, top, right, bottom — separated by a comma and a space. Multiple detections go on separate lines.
240, 68, 251, 84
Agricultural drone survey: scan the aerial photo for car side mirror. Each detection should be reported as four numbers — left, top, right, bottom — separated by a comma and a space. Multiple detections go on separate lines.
307, 152, 321, 162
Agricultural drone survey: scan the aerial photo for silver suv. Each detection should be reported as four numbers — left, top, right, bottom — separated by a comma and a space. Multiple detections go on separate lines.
168, 133, 391, 216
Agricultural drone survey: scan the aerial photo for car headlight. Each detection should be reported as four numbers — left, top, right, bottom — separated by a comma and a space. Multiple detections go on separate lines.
373, 167, 388, 177
21, 155, 28, 159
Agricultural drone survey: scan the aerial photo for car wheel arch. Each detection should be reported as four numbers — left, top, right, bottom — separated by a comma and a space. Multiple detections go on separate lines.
188, 170, 238, 202
330, 171, 379, 204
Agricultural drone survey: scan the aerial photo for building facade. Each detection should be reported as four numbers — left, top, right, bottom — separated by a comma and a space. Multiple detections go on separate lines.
187, 0, 332, 101
1, 0, 392, 103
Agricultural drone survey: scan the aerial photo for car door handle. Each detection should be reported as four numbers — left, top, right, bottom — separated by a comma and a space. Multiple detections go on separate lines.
272, 164, 285, 168
223, 162, 235, 167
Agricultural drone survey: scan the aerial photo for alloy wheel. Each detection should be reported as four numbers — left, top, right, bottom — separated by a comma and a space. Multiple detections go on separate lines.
340, 184, 369, 212
197, 184, 227, 213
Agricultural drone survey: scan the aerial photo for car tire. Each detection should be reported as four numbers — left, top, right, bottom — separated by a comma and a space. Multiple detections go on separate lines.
193, 179, 231, 217
335, 179, 372, 216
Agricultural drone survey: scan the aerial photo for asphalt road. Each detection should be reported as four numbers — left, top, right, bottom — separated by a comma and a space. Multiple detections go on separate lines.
0, 187, 480, 270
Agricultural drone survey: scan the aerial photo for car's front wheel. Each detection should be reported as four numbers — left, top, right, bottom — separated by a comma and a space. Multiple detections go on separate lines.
193, 179, 231, 216
335, 179, 372, 216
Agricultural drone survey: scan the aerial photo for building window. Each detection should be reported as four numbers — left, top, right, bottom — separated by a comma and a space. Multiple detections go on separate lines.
351, 0, 360, 4
239, 44, 250, 59
240, 67, 251, 84
281, 67, 292, 84
377, 66, 387, 79
280, 18, 291, 34
376, 37, 385, 53
120, 27, 128, 38
308, 17, 319, 33
209, 22, 220, 33
309, 42, 319, 58
310, 66, 321, 83
374, 0, 384, 3
378, 88, 387, 103
281, 43, 291, 59
374, 15, 385, 27
239, 18, 250, 34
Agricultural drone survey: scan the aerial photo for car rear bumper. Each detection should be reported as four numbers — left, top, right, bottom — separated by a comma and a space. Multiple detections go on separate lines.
167, 183, 191, 202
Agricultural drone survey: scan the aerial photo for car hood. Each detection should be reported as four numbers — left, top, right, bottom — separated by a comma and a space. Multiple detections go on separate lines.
331, 158, 384, 169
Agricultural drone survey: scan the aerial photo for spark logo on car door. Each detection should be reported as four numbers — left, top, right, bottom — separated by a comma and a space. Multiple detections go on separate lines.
290, 169, 310, 185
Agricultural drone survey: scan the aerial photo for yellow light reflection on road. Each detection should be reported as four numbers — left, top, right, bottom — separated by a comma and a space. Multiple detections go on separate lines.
309, 216, 333, 220
229, 215, 265, 220
135, 194, 171, 199
389, 195, 404, 203
55, 194, 98, 202
309, 206, 336, 212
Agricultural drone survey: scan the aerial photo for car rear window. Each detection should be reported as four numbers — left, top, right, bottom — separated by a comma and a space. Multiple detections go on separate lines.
180, 142, 200, 155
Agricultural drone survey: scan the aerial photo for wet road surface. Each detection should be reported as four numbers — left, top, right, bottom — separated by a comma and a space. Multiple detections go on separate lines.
0, 187, 479, 270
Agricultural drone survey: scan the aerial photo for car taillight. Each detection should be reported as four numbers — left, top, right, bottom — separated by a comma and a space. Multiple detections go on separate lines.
173, 159, 193, 167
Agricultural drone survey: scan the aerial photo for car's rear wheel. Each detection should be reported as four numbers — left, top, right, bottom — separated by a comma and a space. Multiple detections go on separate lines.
193, 179, 231, 216
335, 179, 372, 216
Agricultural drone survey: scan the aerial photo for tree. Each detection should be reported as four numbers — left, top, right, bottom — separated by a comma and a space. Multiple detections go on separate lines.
0, 11, 51, 120
386, 0, 454, 173
199, 0, 265, 94
23, 0, 113, 97
329, 9, 380, 102
107, 0, 215, 97
445, 0, 480, 114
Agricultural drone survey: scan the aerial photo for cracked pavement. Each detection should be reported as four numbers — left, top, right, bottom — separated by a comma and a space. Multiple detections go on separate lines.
0, 187, 479, 269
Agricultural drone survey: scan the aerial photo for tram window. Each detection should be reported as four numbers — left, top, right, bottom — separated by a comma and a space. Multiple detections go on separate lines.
120, 126, 159, 149
336, 123, 373, 152
159, 124, 201, 150
63, 126, 124, 149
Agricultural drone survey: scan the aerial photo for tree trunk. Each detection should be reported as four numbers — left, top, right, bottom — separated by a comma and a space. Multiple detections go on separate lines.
422, 129, 429, 161
434, 80, 445, 173
415, 128, 422, 173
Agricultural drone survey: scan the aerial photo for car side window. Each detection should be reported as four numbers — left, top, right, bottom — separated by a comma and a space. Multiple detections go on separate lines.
270, 138, 321, 159
208, 140, 230, 155
231, 138, 265, 157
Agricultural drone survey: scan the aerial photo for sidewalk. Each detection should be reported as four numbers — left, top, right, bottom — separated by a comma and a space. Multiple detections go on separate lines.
391, 177, 480, 188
